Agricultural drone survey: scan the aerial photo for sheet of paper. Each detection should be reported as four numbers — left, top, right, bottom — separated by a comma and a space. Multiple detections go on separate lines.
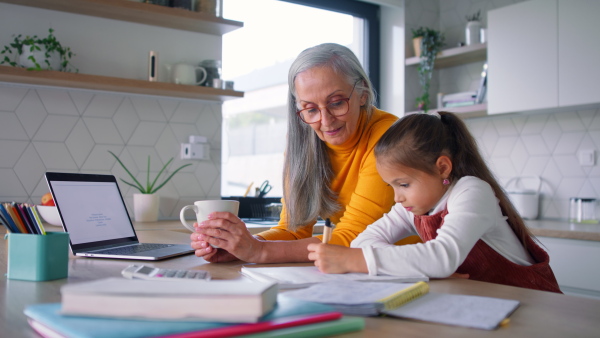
281, 280, 417, 305
241, 266, 427, 289
281, 281, 421, 316
383, 293, 520, 330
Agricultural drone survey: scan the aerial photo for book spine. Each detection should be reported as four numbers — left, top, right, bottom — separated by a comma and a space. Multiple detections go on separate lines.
159, 312, 344, 338
379, 281, 430, 311
444, 101, 476, 108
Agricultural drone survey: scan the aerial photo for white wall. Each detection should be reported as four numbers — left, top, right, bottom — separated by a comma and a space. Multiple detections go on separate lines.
379, 0, 600, 219
0, 3, 224, 219
0, 3, 222, 81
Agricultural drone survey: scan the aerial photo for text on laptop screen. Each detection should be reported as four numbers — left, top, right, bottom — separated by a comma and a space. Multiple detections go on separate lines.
52, 181, 135, 245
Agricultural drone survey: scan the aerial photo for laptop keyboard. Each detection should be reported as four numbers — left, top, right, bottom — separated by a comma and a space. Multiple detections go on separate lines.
97, 243, 174, 255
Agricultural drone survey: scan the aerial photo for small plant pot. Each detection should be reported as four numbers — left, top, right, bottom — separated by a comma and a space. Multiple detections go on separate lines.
19, 48, 61, 70
412, 37, 423, 57
465, 21, 482, 46
133, 193, 159, 222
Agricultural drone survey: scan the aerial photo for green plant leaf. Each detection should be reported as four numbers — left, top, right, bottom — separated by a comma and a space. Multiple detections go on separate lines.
108, 151, 147, 193
149, 162, 192, 194
108, 151, 191, 194
1, 28, 77, 72
412, 26, 445, 112
118, 178, 146, 194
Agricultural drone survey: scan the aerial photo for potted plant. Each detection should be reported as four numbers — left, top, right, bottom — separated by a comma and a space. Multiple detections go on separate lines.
0, 28, 77, 72
411, 27, 445, 112
465, 10, 482, 46
109, 151, 192, 222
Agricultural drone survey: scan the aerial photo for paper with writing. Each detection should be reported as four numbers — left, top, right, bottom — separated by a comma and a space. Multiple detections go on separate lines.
241, 266, 428, 289
383, 292, 520, 330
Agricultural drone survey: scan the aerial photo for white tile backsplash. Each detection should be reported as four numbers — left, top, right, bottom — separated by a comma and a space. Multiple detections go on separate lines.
0, 83, 221, 219
465, 109, 600, 220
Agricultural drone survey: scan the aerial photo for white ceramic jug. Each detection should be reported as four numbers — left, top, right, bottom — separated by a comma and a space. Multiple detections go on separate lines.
505, 176, 541, 220
165, 63, 207, 85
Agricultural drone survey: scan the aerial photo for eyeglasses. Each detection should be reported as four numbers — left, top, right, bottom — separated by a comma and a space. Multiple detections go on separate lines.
296, 81, 360, 124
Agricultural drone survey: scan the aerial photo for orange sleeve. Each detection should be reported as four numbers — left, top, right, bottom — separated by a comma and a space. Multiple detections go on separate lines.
256, 109, 421, 246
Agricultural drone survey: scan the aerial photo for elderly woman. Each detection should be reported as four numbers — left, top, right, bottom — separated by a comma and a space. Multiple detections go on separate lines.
191, 43, 419, 263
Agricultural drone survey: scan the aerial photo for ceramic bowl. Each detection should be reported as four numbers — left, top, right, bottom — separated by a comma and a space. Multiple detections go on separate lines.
36, 206, 62, 226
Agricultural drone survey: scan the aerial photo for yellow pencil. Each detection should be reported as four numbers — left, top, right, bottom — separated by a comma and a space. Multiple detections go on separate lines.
323, 218, 333, 244
243, 182, 254, 198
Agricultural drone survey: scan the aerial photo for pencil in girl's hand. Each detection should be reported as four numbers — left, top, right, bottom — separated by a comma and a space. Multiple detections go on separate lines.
323, 218, 333, 244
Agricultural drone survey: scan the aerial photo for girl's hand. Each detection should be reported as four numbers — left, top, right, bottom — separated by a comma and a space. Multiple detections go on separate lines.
307, 243, 368, 274
191, 211, 264, 262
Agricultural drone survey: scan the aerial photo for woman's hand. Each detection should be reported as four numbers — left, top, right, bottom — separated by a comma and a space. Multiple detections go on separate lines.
189, 232, 238, 263
190, 211, 264, 263
307, 243, 368, 274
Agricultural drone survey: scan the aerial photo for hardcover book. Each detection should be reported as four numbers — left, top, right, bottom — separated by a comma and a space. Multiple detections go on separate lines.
60, 278, 278, 323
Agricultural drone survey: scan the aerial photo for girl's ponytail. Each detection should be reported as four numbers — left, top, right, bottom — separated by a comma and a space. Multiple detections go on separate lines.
376, 112, 534, 248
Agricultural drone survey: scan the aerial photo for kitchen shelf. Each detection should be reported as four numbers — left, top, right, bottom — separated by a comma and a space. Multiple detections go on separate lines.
0, 66, 244, 101
0, 0, 243, 35
406, 103, 487, 119
406, 43, 487, 69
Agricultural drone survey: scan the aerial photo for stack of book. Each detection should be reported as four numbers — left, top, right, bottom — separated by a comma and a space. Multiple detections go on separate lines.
23, 278, 365, 338
437, 62, 488, 110
0, 202, 45, 234
439, 91, 478, 108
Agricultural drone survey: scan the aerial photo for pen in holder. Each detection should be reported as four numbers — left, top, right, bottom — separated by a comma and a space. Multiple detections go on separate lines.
5, 232, 69, 281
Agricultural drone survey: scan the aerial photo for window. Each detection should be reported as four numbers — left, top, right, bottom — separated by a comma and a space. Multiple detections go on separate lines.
221, 0, 379, 198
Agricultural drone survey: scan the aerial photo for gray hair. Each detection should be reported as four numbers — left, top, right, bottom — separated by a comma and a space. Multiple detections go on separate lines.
283, 43, 376, 230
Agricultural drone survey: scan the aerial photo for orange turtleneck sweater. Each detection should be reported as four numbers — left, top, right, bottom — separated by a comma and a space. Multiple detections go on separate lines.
256, 108, 421, 247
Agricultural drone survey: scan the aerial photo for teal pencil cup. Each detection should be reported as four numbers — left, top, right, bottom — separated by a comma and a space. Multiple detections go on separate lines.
5, 232, 69, 281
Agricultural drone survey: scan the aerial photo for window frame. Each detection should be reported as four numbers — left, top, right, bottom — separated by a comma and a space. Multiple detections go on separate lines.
280, 0, 381, 100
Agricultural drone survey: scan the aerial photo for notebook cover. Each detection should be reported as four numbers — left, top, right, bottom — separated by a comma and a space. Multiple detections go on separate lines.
240, 316, 365, 338
24, 296, 335, 338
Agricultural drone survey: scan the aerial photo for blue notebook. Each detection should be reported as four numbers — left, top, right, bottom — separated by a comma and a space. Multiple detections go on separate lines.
24, 296, 361, 338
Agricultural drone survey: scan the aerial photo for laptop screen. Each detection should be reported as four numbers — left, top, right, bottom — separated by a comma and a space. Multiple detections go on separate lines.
46, 173, 138, 252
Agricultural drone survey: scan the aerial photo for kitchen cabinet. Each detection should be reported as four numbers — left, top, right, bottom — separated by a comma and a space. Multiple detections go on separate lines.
0, 0, 244, 101
488, 0, 600, 115
537, 236, 600, 299
558, 1, 600, 107
405, 43, 487, 117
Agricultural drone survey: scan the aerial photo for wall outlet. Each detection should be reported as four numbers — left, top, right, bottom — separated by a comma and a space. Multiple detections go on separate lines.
578, 149, 595, 166
181, 143, 210, 160
189, 135, 208, 144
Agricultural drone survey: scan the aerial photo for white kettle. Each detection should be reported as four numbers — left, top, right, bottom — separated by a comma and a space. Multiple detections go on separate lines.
505, 176, 541, 220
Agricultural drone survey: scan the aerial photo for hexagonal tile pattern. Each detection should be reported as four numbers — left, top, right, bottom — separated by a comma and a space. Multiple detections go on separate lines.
0, 82, 221, 219
1, 0, 598, 221
15, 90, 48, 138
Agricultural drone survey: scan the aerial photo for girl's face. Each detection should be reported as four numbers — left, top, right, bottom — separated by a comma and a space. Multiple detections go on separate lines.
294, 66, 367, 146
376, 158, 451, 216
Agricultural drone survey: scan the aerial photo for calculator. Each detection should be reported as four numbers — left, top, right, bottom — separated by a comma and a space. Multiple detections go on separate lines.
121, 264, 211, 281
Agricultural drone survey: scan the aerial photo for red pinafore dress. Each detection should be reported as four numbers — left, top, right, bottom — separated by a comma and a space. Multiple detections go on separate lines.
413, 209, 562, 293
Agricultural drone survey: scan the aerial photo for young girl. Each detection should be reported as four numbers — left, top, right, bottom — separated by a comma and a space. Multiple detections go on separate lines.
307, 111, 561, 293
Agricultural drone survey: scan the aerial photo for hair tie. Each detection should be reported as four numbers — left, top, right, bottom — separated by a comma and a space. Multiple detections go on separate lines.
427, 111, 441, 119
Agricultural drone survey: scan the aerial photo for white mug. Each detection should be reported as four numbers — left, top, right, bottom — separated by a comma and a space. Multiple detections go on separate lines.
168, 63, 207, 85
180, 200, 239, 232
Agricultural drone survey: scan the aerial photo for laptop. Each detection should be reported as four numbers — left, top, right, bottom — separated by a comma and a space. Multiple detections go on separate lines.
45, 172, 194, 260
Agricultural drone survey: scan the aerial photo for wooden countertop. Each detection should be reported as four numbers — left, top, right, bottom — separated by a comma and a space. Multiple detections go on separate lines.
526, 219, 600, 241
39, 218, 598, 242
2, 229, 600, 338
132, 219, 600, 242
132, 219, 325, 236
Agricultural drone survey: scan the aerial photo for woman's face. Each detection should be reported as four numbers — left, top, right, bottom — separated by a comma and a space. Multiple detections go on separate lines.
294, 66, 366, 146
